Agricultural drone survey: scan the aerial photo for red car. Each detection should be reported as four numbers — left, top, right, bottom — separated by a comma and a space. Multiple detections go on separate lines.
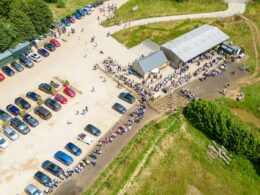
63, 87, 76, 97
66, 16, 76, 23
50, 39, 61, 47
0, 72, 5, 81
54, 93, 68, 104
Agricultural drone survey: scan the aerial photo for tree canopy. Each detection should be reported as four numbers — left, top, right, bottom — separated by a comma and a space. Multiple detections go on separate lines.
0, 0, 53, 52
183, 99, 259, 162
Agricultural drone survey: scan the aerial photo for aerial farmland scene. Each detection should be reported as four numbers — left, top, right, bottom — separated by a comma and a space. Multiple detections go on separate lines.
0, 0, 259, 195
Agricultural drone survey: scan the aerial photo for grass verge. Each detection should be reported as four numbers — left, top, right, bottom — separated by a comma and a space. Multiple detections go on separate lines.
84, 113, 260, 194
102, 0, 227, 26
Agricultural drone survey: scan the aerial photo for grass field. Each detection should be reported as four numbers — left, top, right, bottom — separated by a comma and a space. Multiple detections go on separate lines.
102, 0, 228, 26
47, 0, 92, 20
113, 17, 256, 72
84, 113, 260, 195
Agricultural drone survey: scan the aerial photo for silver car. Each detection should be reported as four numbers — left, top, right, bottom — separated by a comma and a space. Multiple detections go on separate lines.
4, 127, 19, 141
0, 136, 8, 149
25, 184, 42, 195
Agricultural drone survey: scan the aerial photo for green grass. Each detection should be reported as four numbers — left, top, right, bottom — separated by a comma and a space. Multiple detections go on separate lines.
113, 16, 256, 72
219, 81, 260, 119
47, 0, 93, 20
84, 113, 260, 195
102, 0, 228, 26
245, 0, 260, 32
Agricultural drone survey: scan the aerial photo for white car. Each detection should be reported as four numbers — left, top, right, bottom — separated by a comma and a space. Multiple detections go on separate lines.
77, 133, 93, 145
4, 127, 19, 141
0, 136, 8, 149
85, 5, 94, 12
28, 53, 42, 62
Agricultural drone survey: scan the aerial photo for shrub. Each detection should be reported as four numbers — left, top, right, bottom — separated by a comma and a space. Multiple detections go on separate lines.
183, 99, 259, 162
56, 0, 65, 8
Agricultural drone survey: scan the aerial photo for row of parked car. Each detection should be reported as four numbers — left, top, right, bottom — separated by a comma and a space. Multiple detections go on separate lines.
0, 38, 61, 81
24, 91, 135, 193
60, 4, 96, 26
0, 82, 77, 150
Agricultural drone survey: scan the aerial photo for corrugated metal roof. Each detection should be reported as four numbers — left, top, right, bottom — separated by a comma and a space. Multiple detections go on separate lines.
9, 41, 30, 53
139, 51, 168, 73
162, 24, 229, 63
0, 50, 12, 60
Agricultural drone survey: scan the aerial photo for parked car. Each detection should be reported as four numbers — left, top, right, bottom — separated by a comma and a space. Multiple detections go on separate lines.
44, 98, 61, 111
65, 142, 82, 156
0, 136, 8, 149
61, 18, 71, 26
85, 4, 95, 12
24, 184, 42, 195
54, 94, 67, 104
76, 9, 86, 16
77, 133, 93, 145
54, 151, 74, 166
28, 53, 42, 62
82, 7, 91, 15
10, 117, 30, 134
50, 38, 61, 47
15, 97, 31, 110
26, 91, 41, 102
112, 103, 127, 114
34, 171, 52, 187
73, 12, 82, 20
34, 106, 52, 120
23, 114, 39, 127
10, 61, 24, 72
39, 83, 53, 94
85, 124, 101, 136
2, 66, 15, 77
19, 54, 34, 68
0, 109, 12, 122
42, 160, 63, 178
63, 87, 76, 97
3, 127, 19, 141
118, 92, 136, 104
44, 43, 56, 52
66, 16, 76, 23
38, 48, 50, 57
0, 72, 5, 81
6, 104, 20, 116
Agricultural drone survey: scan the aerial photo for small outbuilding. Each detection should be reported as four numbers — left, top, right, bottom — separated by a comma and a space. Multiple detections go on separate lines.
0, 50, 14, 68
219, 41, 241, 55
132, 51, 168, 78
9, 41, 31, 58
51, 22, 66, 36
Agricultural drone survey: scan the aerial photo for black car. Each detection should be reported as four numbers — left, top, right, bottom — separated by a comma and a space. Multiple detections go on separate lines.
34, 106, 52, 120
44, 43, 56, 52
15, 97, 31, 110
19, 54, 34, 68
38, 48, 50, 57
112, 103, 127, 114
42, 160, 63, 177
23, 114, 39, 127
26, 91, 41, 102
85, 124, 101, 136
2, 66, 15, 77
10, 117, 30, 134
118, 92, 136, 104
39, 83, 53, 94
10, 61, 24, 72
34, 171, 52, 187
0, 109, 12, 122
44, 98, 61, 111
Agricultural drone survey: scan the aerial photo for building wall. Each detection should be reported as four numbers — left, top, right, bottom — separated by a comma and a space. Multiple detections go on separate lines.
131, 62, 145, 77
0, 55, 14, 68
161, 47, 183, 65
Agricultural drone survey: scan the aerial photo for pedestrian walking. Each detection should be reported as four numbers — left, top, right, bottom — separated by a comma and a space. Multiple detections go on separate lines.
85, 106, 88, 112
91, 87, 95, 92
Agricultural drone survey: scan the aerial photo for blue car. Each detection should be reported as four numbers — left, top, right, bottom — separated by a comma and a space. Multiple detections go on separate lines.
6, 104, 20, 116
26, 91, 41, 102
54, 151, 74, 166
65, 142, 82, 156
38, 48, 50, 57
76, 9, 86, 17
19, 54, 34, 68
73, 12, 82, 20
2, 66, 15, 77
61, 18, 71, 26
34, 171, 52, 187
85, 124, 101, 136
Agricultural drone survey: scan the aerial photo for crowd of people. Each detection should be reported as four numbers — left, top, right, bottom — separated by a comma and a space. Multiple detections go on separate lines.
180, 88, 196, 99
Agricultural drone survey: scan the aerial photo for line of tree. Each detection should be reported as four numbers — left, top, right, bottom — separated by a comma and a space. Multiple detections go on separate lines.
0, 0, 53, 52
183, 99, 259, 162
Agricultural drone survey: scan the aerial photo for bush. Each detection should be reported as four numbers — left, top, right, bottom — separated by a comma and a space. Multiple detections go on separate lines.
56, 0, 65, 8
183, 99, 259, 162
